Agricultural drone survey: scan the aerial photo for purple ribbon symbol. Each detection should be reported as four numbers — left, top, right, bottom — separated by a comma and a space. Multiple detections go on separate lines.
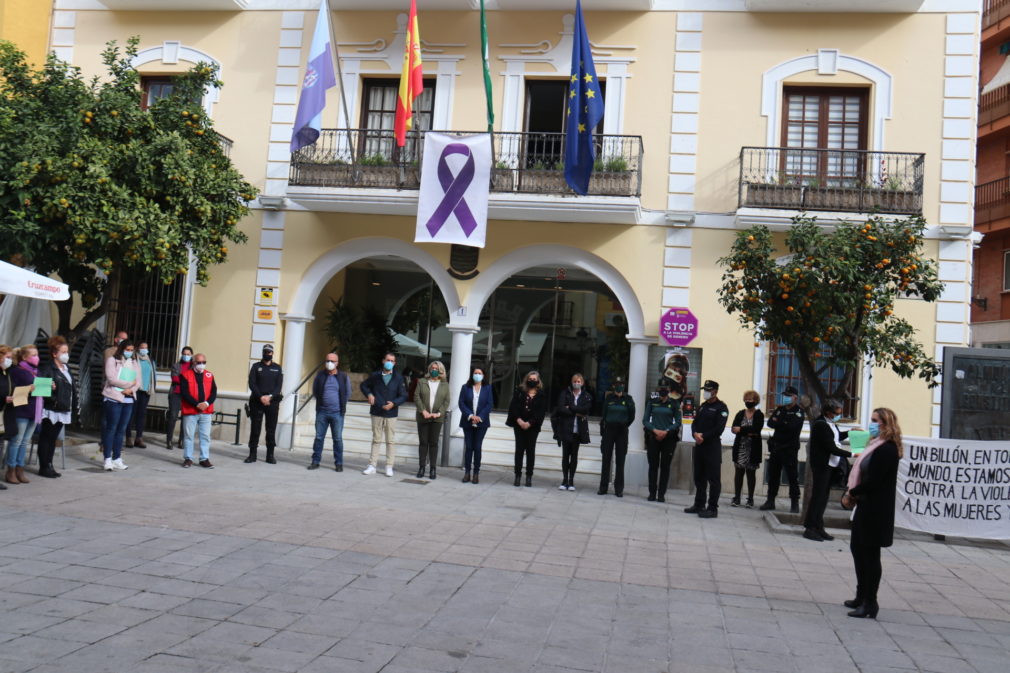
425, 143, 478, 238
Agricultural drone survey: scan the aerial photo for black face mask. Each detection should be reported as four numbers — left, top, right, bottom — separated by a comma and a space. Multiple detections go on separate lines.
745, 401, 757, 409
657, 388, 669, 398
526, 379, 538, 388
615, 385, 625, 393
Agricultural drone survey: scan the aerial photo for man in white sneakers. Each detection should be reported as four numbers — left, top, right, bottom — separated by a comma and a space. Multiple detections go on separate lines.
359, 352, 408, 477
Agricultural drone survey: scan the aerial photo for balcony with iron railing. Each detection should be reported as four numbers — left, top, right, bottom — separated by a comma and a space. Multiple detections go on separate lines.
984, 0, 1010, 32
975, 176, 1010, 228
738, 147, 925, 216
979, 83, 1010, 129
215, 131, 233, 158
289, 129, 643, 198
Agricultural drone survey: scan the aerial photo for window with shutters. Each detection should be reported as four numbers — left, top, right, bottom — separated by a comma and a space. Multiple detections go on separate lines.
141, 76, 177, 110
766, 341, 858, 418
359, 78, 436, 161
781, 87, 868, 187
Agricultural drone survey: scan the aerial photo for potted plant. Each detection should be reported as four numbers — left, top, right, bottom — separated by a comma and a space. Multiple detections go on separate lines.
490, 160, 514, 192
744, 171, 803, 208
589, 156, 635, 196
291, 158, 353, 187
803, 178, 861, 211
520, 159, 567, 194
865, 175, 919, 213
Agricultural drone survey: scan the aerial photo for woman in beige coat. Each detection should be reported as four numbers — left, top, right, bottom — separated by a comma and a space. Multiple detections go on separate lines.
101, 340, 141, 471
414, 360, 450, 479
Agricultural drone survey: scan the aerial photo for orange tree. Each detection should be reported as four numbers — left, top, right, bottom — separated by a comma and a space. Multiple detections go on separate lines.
717, 214, 944, 419
0, 38, 256, 341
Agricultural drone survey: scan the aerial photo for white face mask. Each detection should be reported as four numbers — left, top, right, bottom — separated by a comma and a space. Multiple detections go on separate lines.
1, 357, 11, 370
194, 363, 206, 373
702, 390, 713, 401
58, 353, 70, 364
325, 361, 337, 371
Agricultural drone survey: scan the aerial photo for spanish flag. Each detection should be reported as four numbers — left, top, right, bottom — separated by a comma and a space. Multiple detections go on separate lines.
394, 0, 423, 148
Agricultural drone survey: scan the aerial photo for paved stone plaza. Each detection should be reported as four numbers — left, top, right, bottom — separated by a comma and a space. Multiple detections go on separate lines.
1, 438, 1009, 673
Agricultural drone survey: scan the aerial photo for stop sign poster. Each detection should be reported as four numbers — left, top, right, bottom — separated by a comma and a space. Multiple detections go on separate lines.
660, 307, 698, 346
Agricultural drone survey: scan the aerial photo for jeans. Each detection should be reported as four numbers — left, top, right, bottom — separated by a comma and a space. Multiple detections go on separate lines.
102, 400, 134, 460
183, 413, 212, 461
130, 390, 151, 439
311, 410, 344, 466
6, 418, 36, 467
462, 423, 488, 473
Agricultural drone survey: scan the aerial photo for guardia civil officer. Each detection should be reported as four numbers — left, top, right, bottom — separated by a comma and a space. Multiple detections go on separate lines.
684, 380, 728, 518
245, 344, 283, 464
643, 379, 680, 502
760, 385, 805, 513
598, 377, 636, 497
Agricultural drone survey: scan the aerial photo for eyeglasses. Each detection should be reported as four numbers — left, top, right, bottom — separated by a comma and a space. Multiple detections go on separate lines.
195, 361, 207, 365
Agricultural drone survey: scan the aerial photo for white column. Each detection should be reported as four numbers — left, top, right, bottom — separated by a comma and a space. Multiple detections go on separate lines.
627, 337, 652, 453
278, 314, 312, 448
446, 324, 479, 464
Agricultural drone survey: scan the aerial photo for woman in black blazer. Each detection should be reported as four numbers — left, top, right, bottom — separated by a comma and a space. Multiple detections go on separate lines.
506, 370, 548, 487
803, 398, 852, 542
729, 390, 764, 508
555, 373, 592, 491
841, 407, 901, 619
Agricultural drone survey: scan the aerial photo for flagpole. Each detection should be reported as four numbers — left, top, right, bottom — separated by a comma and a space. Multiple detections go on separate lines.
321, 0, 355, 176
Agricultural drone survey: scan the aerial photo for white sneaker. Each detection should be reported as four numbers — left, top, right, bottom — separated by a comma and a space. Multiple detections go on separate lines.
385, 465, 394, 477
558, 484, 567, 491
112, 459, 128, 471
567, 485, 576, 492
104, 458, 113, 471
362, 464, 376, 475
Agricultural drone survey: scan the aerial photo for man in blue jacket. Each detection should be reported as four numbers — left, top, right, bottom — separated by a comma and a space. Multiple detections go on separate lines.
360, 352, 408, 477
309, 351, 352, 472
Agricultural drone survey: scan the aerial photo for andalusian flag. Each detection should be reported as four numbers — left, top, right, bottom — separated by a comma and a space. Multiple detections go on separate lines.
480, 0, 494, 132
394, 0, 424, 148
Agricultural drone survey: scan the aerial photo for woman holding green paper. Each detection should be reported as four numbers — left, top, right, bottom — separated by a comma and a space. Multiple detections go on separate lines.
37, 335, 74, 478
6, 344, 40, 485
101, 340, 140, 471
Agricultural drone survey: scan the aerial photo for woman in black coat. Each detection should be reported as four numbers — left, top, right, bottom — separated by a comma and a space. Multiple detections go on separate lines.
505, 370, 549, 487
803, 398, 852, 542
841, 407, 901, 619
0, 345, 14, 491
554, 373, 592, 491
729, 390, 764, 508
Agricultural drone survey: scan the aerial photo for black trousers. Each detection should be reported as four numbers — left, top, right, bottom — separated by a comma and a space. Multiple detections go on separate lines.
692, 444, 722, 510
513, 427, 538, 475
248, 399, 279, 454
600, 425, 629, 494
766, 445, 800, 501
166, 392, 182, 444
804, 466, 833, 531
129, 390, 151, 438
850, 535, 883, 603
646, 432, 677, 497
417, 421, 441, 469
561, 440, 582, 485
37, 419, 63, 468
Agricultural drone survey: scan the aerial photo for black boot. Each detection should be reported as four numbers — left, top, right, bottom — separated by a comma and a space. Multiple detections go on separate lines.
847, 600, 878, 619
417, 466, 426, 479
514, 474, 521, 487
844, 594, 864, 609
462, 471, 471, 483
525, 475, 532, 487
429, 467, 436, 480
265, 448, 276, 464
790, 498, 800, 514
244, 450, 257, 464
759, 499, 776, 511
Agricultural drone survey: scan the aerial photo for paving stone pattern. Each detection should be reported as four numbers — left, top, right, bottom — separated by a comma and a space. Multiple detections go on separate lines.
1, 439, 1009, 672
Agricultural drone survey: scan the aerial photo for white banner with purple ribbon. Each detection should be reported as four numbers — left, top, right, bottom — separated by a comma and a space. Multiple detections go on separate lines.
415, 132, 491, 248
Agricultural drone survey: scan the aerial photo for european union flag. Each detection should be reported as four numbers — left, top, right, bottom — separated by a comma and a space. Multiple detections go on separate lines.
564, 0, 605, 196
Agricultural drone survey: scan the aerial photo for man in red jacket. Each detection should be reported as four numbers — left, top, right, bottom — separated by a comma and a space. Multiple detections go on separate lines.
180, 353, 217, 468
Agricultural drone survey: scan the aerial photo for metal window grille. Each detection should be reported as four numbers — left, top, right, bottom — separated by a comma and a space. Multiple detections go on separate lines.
766, 341, 857, 417
106, 272, 184, 368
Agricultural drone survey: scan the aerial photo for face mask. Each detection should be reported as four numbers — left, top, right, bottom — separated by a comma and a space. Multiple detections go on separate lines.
1, 357, 11, 369
703, 390, 713, 401
123, 351, 134, 359
194, 363, 206, 373
263, 355, 272, 362
58, 353, 70, 364
182, 354, 192, 362
472, 373, 483, 383
615, 385, 625, 393
831, 414, 842, 423
429, 369, 439, 378
782, 394, 795, 404
526, 379, 538, 388
657, 388, 669, 398
383, 361, 394, 371
572, 383, 582, 390
324, 361, 336, 371
868, 421, 880, 438
25, 355, 40, 366
745, 401, 757, 409
139, 349, 149, 356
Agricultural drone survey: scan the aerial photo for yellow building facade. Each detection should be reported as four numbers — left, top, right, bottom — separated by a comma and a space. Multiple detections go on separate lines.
0, 0, 52, 64
59, 0, 979, 483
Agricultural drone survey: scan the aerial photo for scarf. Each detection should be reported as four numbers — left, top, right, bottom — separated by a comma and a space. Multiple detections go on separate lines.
847, 437, 885, 491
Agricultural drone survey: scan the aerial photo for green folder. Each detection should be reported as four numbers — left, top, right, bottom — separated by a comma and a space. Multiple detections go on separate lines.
31, 377, 53, 397
116, 367, 137, 392
848, 429, 871, 455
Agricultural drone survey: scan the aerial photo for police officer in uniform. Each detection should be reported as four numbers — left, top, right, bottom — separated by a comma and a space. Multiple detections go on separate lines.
598, 377, 636, 498
245, 344, 283, 464
760, 385, 805, 513
643, 378, 680, 502
685, 380, 728, 518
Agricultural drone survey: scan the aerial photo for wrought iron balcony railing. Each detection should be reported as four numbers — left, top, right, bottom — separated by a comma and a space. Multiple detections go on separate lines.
738, 147, 925, 215
975, 176, 1010, 226
980, 83, 1010, 127
214, 131, 233, 158
984, 0, 1010, 30
289, 129, 643, 197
